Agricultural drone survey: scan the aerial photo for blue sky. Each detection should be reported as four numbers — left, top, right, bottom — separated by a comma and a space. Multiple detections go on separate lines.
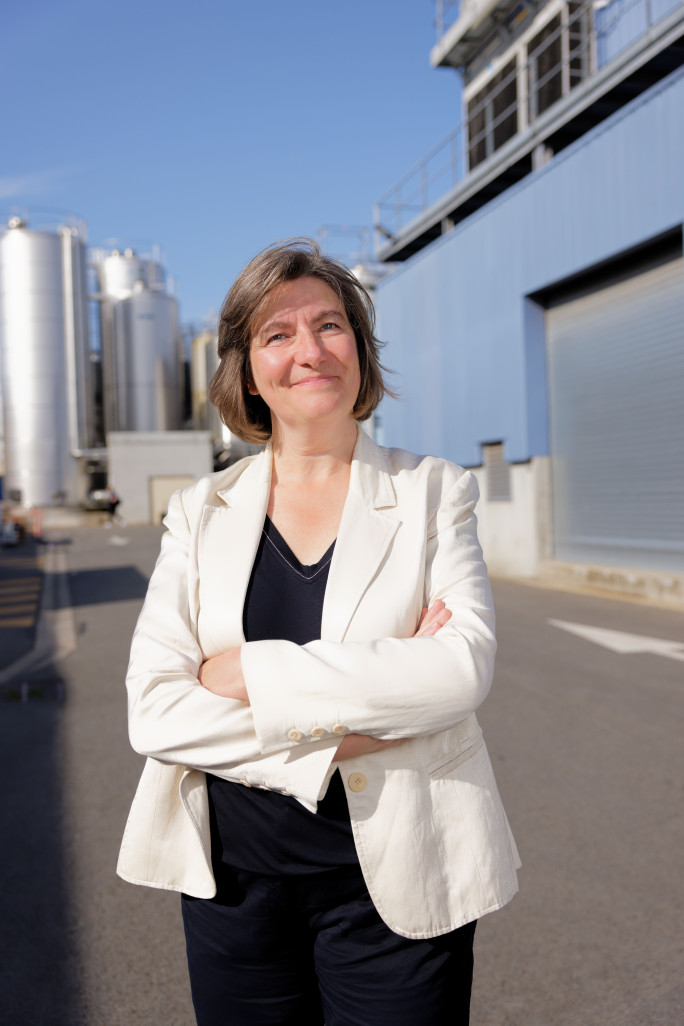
2, 0, 461, 326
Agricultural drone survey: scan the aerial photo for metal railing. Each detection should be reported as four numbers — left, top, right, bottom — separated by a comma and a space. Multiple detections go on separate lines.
317, 224, 373, 266
376, 0, 684, 242
0, 206, 88, 240
435, 0, 462, 38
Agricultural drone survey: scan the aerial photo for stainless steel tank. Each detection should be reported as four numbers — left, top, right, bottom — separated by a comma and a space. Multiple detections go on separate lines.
99, 248, 148, 300
107, 285, 181, 431
189, 329, 263, 462
96, 246, 182, 433
0, 218, 92, 506
99, 248, 166, 300
190, 330, 220, 433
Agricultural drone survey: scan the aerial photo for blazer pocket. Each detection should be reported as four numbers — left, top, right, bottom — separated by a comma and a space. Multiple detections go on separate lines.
425, 730, 484, 777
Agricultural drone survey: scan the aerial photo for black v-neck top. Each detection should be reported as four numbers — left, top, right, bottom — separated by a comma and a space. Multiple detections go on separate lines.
242, 515, 335, 646
207, 517, 357, 879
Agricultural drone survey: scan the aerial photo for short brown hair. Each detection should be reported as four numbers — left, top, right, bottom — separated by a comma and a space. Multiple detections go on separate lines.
209, 238, 394, 443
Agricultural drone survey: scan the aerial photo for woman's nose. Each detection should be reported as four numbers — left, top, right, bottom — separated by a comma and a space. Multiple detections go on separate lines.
294, 328, 325, 364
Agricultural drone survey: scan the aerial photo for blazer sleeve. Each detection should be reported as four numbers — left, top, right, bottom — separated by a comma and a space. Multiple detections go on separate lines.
125, 489, 340, 798
242, 470, 497, 755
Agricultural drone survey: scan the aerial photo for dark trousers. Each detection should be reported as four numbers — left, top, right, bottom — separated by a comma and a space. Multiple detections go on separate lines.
182, 865, 476, 1026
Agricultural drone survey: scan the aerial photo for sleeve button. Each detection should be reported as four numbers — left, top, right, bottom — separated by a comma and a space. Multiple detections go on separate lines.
332, 723, 349, 735
310, 727, 327, 739
347, 772, 367, 793
287, 729, 304, 742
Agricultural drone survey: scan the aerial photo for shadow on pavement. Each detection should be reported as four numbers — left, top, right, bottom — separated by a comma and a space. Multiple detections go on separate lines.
0, 537, 44, 671
66, 565, 150, 606
0, 665, 87, 1025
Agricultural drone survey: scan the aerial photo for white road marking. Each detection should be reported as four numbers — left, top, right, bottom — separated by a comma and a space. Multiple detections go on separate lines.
548, 619, 684, 662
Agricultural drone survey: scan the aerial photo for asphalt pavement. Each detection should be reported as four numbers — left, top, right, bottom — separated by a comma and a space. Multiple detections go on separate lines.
0, 523, 682, 1026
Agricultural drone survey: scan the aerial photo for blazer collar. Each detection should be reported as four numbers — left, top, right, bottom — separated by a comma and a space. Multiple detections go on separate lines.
215, 442, 273, 508
204, 427, 399, 645
214, 427, 397, 513
347, 426, 397, 511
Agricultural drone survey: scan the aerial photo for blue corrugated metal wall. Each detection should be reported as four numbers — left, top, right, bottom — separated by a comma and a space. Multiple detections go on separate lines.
375, 65, 684, 466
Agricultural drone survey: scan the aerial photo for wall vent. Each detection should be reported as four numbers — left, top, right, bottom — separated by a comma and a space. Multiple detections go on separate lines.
484, 443, 512, 501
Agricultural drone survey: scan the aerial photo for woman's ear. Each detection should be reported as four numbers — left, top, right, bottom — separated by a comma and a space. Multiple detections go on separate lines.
245, 353, 259, 395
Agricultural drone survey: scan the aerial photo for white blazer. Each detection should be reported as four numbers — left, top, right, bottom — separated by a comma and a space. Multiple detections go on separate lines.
117, 428, 520, 939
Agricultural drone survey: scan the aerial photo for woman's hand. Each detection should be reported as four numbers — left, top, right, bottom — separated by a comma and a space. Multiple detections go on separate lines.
332, 733, 406, 761
198, 648, 249, 702
414, 598, 452, 637
333, 600, 452, 761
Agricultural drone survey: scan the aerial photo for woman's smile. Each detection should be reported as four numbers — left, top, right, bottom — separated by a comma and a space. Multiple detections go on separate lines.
293, 374, 337, 386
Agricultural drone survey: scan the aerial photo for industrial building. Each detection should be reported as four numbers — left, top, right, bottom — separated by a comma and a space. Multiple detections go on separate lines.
0, 217, 301, 526
372, 0, 684, 603
0, 215, 216, 522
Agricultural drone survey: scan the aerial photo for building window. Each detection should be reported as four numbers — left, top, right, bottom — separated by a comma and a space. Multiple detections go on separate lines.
568, 1, 592, 89
484, 443, 512, 501
467, 58, 518, 171
527, 15, 563, 120
527, 4, 592, 123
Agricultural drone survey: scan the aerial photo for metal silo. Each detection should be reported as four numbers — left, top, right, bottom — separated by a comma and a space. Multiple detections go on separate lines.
111, 285, 181, 431
100, 248, 149, 299
95, 247, 182, 432
0, 217, 93, 507
189, 328, 262, 464
191, 329, 220, 433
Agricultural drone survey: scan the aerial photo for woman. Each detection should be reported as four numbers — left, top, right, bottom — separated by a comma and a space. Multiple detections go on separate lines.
118, 239, 520, 1026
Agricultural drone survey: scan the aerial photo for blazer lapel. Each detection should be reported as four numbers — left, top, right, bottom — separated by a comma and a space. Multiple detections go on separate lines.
322, 430, 399, 643
197, 447, 272, 650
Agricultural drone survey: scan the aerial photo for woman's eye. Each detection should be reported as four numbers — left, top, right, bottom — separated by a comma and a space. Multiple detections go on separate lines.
320, 322, 338, 331
266, 333, 286, 344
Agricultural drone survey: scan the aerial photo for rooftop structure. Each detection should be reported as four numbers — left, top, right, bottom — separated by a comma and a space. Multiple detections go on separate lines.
374, 0, 684, 260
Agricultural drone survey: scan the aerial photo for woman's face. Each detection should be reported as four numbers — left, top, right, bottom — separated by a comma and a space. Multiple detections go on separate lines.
248, 277, 361, 437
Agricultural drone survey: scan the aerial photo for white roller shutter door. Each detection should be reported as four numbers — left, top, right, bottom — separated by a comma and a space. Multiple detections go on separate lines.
546, 256, 684, 572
